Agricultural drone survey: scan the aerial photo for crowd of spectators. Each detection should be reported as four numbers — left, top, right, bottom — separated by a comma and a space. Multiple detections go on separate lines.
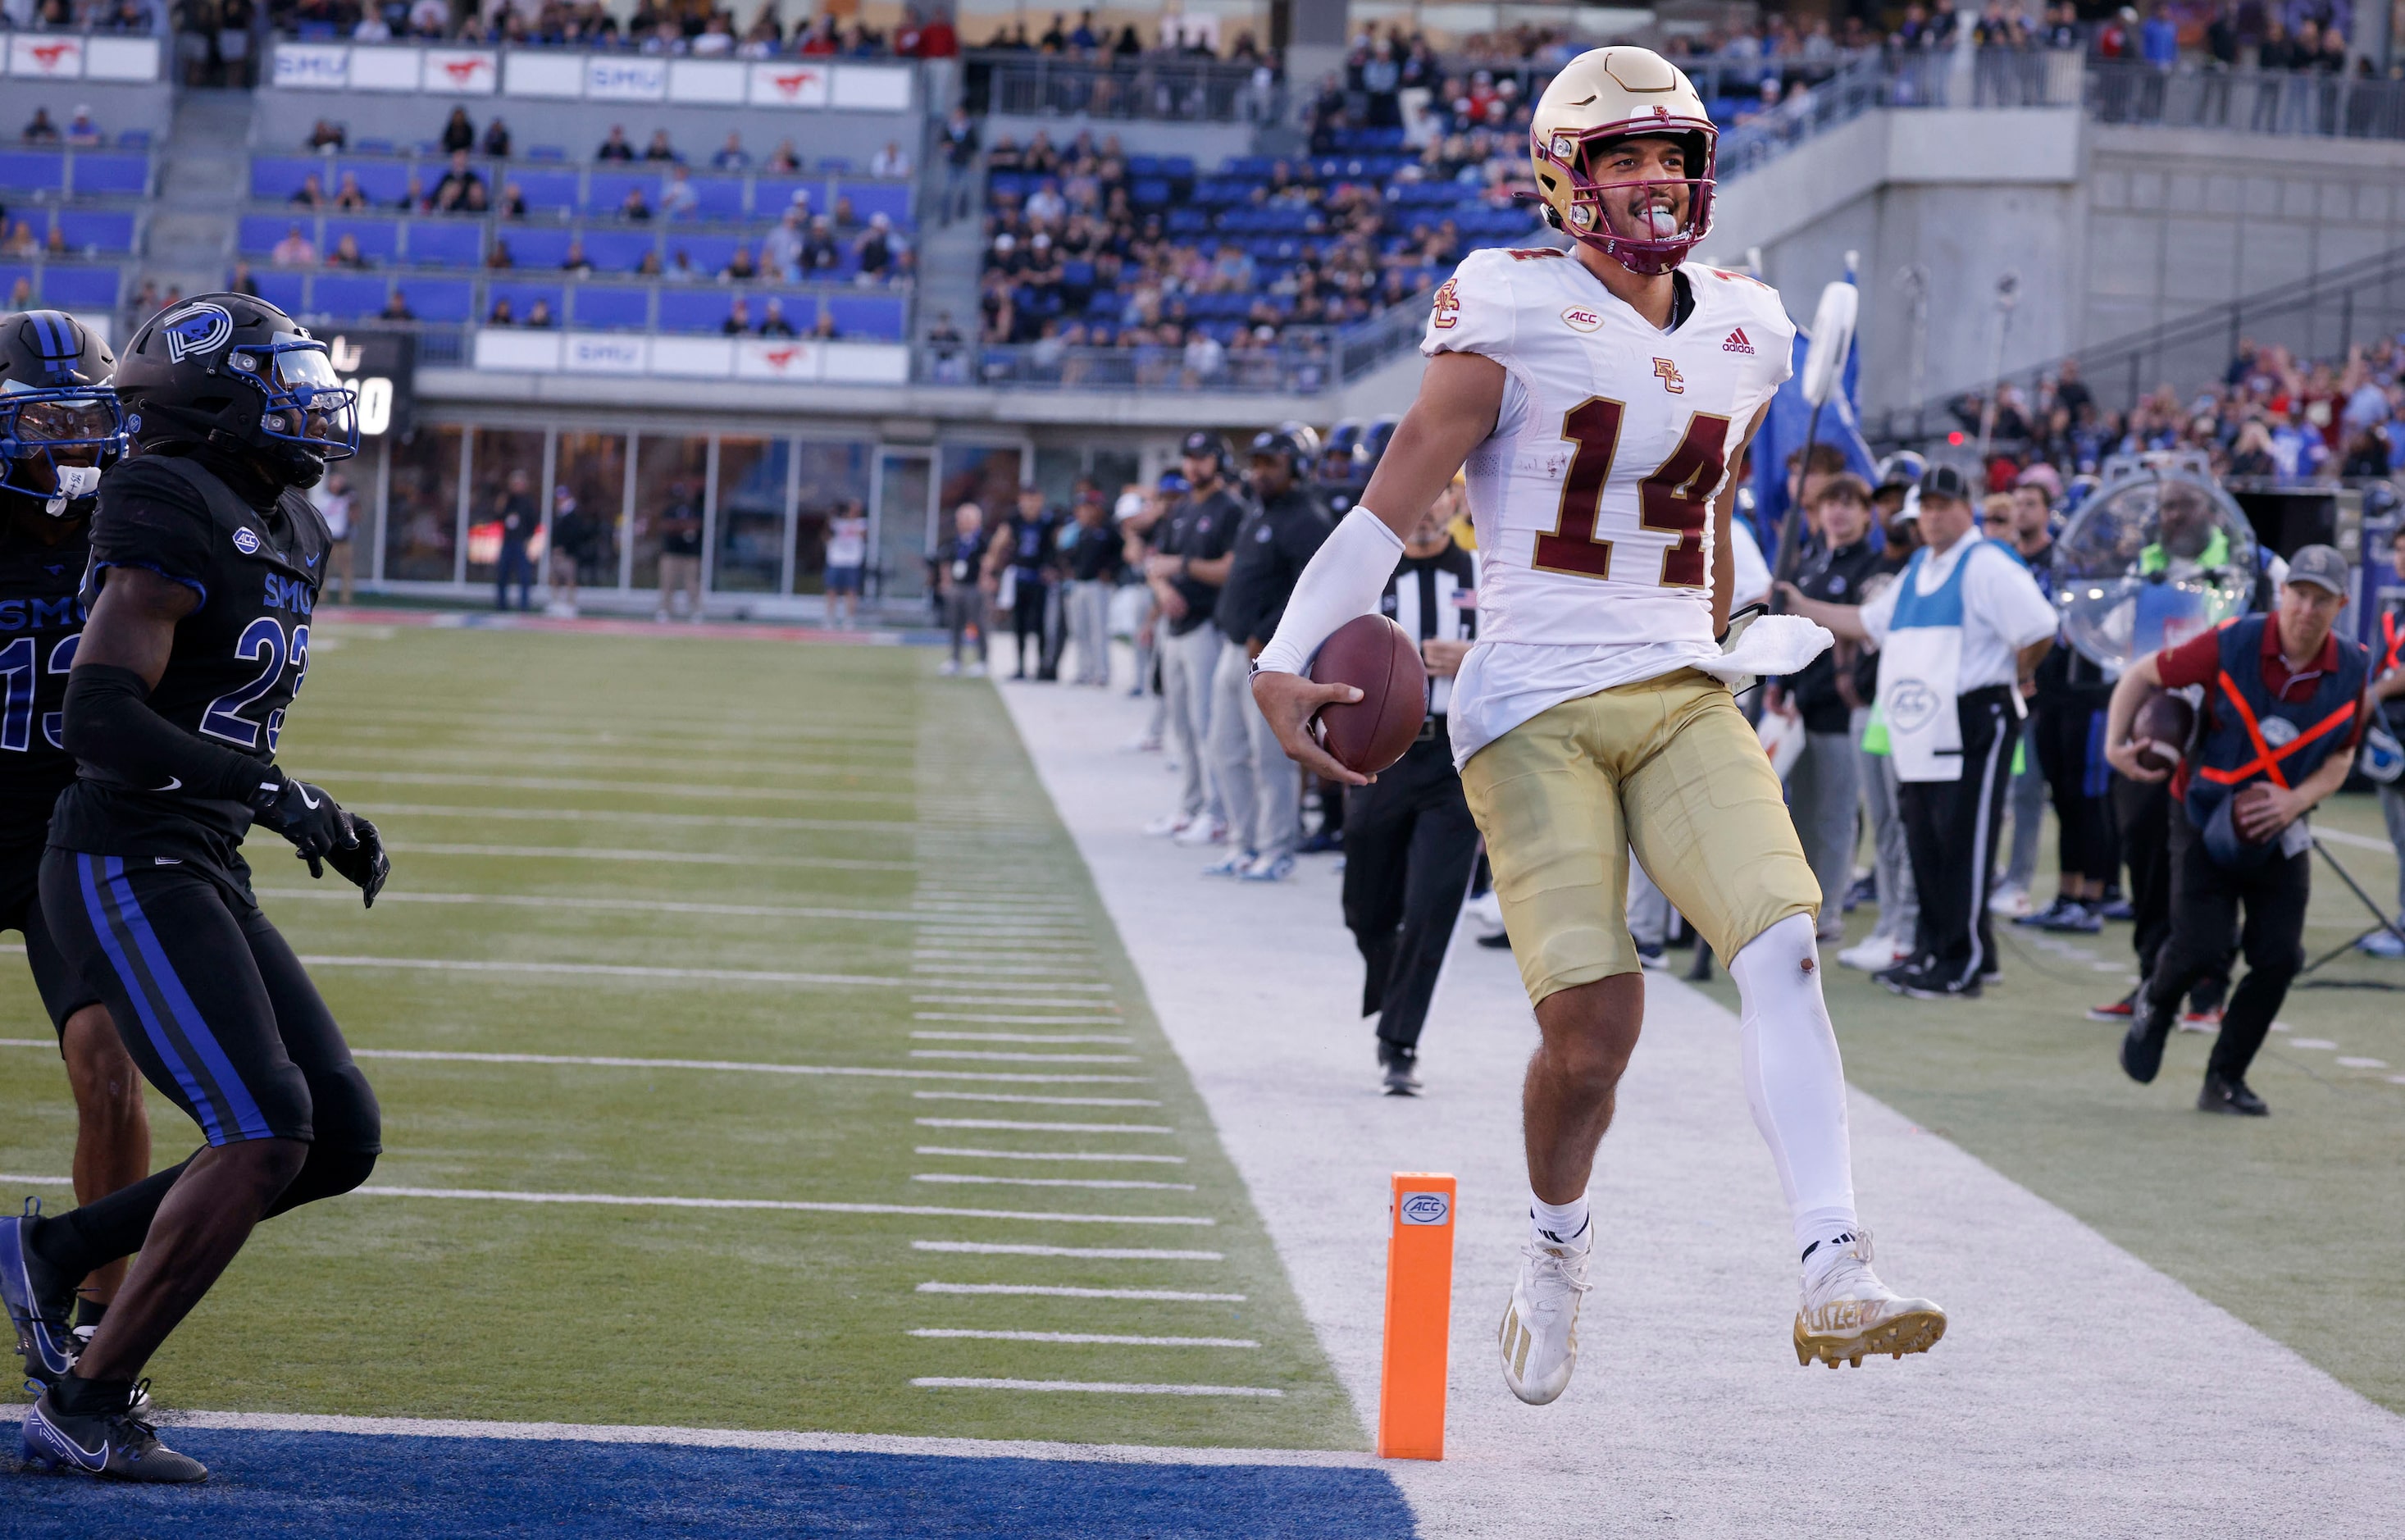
18, 105, 108, 145
1949, 333, 2405, 494
1, 0, 158, 34
267, 0, 958, 58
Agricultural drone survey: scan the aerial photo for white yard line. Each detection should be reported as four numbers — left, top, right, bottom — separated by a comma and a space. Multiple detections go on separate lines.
1000, 677, 2405, 1539
909, 1329, 1259, 1348
328, 770, 913, 804
352, 1185, 1213, 1225
912, 963, 1104, 976
257, 889, 927, 923
344, 1047, 1141, 1085
917, 1283, 1245, 1301
914, 1174, 1197, 1191
911, 1378, 1281, 1398
916, 1119, 1173, 1133
916, 1147, 1188, 1164
913, 998, 1123, 1010
911, 1032, 1136, 1045
911, 1241, 1220, 1260
300, 957, 908, 988
386, 843, 913, 873
913, 1093, 1163, 1108
2317, 827, 2398, 857
370, 804, 922, 835
909, 1050, 1139, 1064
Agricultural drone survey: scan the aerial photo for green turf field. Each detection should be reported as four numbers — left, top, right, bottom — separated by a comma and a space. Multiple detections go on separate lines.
1692, 784, 2405, 1412
0, 620, 1361, 1449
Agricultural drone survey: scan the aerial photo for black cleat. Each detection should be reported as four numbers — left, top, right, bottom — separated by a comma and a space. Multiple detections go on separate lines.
1878, 963, 1980, 1000
20, 1382, 207, 1483
2198, 1073, 2268, 1116
1378, 1042, 1423, 1097
2120, 994, 2172, 1084
0, 1199, 78, 1384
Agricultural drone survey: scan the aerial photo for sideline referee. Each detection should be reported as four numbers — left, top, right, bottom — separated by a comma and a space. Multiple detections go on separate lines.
1343, 486, 1479, 1096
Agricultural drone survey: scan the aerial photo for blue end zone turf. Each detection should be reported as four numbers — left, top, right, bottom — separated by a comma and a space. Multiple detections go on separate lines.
7, 1431, 1419, 1538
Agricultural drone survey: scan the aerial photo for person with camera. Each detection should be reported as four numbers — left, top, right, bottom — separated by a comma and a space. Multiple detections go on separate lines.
2106, 545, 2370, 1116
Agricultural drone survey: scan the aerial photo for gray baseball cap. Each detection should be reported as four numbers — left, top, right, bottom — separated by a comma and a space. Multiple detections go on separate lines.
2284, 543, 2350, 595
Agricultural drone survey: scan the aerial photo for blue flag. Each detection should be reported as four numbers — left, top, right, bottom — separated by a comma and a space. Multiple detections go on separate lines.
1747, 303, 1877, 561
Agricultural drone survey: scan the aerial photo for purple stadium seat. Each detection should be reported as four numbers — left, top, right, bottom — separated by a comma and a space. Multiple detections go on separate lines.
39, 266, 122, 309
657, 289, 737, 334
503, 226, 573, 269
585, 171, 652, 215
67, 154, 149, 198
582, 229, 658, 273
511, 170, 581, 216
54, 210, 136, 255
324, 217, 402, 262
686, 176, 745, 221
752, 177, 819, 216
339, 159, 413, 205
395, 278, 474, 323
240, 215, 308, 256
827, 293, 904, 341
406, 221, 485, 267
0, 151, 66, 195
313, 275, 391, 319
569, 285, 650, 330
249, 157, 321, 201
249, 271, 307, 312
835, 181, 912, 229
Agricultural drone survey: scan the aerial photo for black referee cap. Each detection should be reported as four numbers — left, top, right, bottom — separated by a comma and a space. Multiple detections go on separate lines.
1917, 463, 1975, 505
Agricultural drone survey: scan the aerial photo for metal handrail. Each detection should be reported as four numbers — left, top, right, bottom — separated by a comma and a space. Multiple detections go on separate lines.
2084, 57, 2405, 140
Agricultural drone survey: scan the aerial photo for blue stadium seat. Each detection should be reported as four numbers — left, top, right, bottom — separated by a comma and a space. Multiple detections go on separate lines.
816, 157, 851, 173
754, 176, 820, 216
354, 139, 396, 156
1163, 157, 1196, 178
342, 159, 413, 205
836, 181, 911, 228
249, 157, 321, 201
986, 171, 1027, 202
69, 154, 148, 198
687, 176, 745, 221
1061, 260, 1095, 289
658, 289, 737, 333
396, 278, 474, 323
248, 271, 307, 312
39, 267, 121, 308
526, 145, 567, 162
116, 130, 151, 151
488, 280, 566, 320
503, 226, 572, 268
54, 210, 135, 255
1132, 179, 1170, 208
239, 216, 299, 256
569, 285, 650, 330
827, 293, 904, 341
512, 170, 581, 215
325, 216, 402, 262
758, 292, 818, 332
586, 171, 652, 214
314, 275, 391, 319
673, 235, 741, 276
407, 221, 485, 267
1127, 156, 1161, 176
0, 151, 66, 195
582, 229, 658, 273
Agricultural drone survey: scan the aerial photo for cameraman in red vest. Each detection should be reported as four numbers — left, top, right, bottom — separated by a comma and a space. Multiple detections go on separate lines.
2102, 545, 2371, 1116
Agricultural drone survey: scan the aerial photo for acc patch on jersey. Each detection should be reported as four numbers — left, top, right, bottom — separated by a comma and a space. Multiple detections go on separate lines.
1560, 306, 1602, 333
233, 527, 262, 555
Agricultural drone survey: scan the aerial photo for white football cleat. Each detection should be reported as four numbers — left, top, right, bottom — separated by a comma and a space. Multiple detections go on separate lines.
1498, 1236, 1592, 1405
1172, 817, 1227, 847
1143, 812, 1195, 838
1837, 933, 1911, 972
1792, 1230, 1946, 1369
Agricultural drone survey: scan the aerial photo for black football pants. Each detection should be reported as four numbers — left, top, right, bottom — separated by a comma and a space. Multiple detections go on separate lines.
2141, 812, 2309, 1085
1341, 735, 1479, 1051
2114, 775, 2230, 1012
2035, 686, 2119, 886
1896, 686, 2017, 986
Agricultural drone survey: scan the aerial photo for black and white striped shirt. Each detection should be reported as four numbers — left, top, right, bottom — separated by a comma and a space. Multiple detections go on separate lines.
1379, 542, 1478, 718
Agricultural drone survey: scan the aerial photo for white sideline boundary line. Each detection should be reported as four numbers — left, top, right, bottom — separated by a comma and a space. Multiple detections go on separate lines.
0, 1408, 1363, 1463
386, 843, 913, 873
917, 1119, 1174, 1133
918, 1283, 1247, 1301
913, 998, 1121, 1010
912, 1242, 1222, 1260
911, 1032, 1136, 1045
321, 770, 918, 804
343, 1048, 1143, 1085
257, 889, 927, 923
914, 1092, 1163, 1107
909, 1050, 1140, 1064
917, 1147, 1188, 1164
300, 958, 909, 988
910, 1330, 1260, 1349
371, 804, 922, 835
915, 1174, 1198, 1191
353, 1185, 1214, 1225
912, 1379, 1283, 1398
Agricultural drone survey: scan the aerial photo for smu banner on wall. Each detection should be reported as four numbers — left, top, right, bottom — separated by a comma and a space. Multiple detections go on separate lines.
272, 44, 907, 112
9, 34, 160, 80
471, 330, 906, 385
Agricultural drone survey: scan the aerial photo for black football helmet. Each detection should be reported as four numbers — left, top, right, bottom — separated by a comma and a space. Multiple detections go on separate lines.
0, 308, 125, 517
115, 293, 358, 489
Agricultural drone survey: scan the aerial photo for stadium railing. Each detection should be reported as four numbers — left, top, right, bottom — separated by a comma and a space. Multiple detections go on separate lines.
2084, 57, 2405, 141
965, 52, 1287, 124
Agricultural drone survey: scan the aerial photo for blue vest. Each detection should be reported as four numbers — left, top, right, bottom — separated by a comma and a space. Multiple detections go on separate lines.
1886, 539, 1988, 631
2184, 614, 2368, 828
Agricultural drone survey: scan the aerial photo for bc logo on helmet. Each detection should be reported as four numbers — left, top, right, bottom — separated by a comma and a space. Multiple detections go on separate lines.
160, 303, 235, 365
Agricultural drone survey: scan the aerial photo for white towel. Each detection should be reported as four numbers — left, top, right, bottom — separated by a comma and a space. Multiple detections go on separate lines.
1694, 613, 1835, 695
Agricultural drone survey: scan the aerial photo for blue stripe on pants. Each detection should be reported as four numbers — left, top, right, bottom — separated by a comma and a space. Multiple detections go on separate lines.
2084, 708, 2112, 800
77, 853, 226, 1145
102, 858, 275, 1141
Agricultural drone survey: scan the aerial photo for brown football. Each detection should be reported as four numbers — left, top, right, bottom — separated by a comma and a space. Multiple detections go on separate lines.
2132, 690, 2196, 775
1310, 614, 1428, 775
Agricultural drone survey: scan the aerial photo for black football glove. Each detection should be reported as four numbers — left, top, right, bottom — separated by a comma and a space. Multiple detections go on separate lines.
325, 816, 389, 909
246, 772, 358, 878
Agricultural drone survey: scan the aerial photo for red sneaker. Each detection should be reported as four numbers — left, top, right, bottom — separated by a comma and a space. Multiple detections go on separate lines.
2087, 993, 2136, 1023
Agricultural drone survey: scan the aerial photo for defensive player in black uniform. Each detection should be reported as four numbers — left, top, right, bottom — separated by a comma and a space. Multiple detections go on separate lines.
2, 294, 389, 1483
0, 312, 153, 1352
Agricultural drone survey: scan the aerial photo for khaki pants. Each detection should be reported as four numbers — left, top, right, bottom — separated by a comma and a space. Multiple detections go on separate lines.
657, 553, 702, 618
1461, 668, 1821, 1005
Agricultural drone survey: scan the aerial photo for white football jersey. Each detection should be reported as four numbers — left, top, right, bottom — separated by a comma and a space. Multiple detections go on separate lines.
1419, 245, 1796, 762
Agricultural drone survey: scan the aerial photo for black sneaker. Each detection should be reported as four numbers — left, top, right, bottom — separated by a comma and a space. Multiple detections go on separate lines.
2198, 1073, 2268, 1116
2036, 901, 2103, 935
1477, 928, 1512, 950
2120, 994, 2172, 1083
1879, 964, 1981, 1000
1378, 1042, 1422, 1097
2013, 898, 2074, 928
20, 1380, 207, 1483
1843, 875, 1876, 913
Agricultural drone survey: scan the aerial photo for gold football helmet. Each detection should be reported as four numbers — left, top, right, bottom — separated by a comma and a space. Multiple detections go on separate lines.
1528, 48, 1718, 276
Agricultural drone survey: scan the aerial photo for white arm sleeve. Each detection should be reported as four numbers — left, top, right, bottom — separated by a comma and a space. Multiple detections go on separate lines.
1251, 507, 1406, 676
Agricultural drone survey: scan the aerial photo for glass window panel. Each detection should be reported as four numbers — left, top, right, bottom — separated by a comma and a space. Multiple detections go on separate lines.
632, 434, 708, 591
938, 442, 1024, 561
713, 437, 789, 595
876, 450, 933, 604
1032, 447, 1082, 509
553, 432, 626, 590
793, 440, 872, 596
1090, 449, 1141, 503
383, 425, 460, 581
466, 429, 545, 591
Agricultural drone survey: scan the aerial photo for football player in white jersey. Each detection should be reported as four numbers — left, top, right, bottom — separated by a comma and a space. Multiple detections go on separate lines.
1250, 47, 1946, 1399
